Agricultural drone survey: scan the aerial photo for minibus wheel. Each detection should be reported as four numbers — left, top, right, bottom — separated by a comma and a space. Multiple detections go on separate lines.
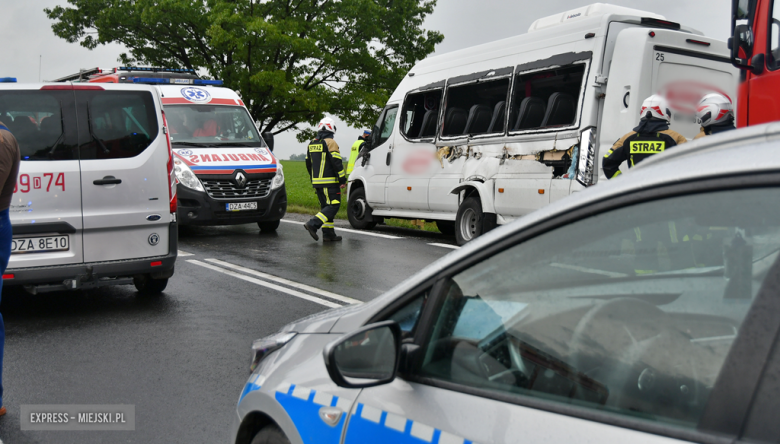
347, 188, 377, 230
455, 196, 483, 245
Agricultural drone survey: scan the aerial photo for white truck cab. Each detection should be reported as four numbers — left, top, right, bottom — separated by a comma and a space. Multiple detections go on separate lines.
0, 79, 177, 294
347, 3, 737, 245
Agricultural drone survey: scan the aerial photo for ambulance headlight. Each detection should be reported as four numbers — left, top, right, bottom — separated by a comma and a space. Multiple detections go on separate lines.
271, 164, 284, 190
251, 331, 296, 373
174, 158, 204, 191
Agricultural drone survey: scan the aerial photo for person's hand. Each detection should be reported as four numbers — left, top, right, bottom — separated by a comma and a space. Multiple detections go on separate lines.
340, 184, 346, 189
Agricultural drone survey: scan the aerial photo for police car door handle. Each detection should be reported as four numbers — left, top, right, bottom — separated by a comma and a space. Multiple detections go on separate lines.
93, 176, 122, 185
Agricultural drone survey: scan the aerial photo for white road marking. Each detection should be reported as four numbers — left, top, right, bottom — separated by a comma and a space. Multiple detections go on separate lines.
178, 250, 194, 257
550, 262, 628, 278
187, 260, 341, 308
280, 219, 401, 239
205, 258, 361, 305
428, 243, 459, 249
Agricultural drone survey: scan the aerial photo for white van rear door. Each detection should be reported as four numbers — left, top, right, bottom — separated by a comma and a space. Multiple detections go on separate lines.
1, 86, 85, 269
76, 86, 171, 262
652, 47, 737, 139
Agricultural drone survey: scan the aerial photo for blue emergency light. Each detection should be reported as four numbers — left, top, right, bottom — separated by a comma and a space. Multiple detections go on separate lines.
0, 78, 17, 83
132, 77, 224, 86
118, 66, 195, 73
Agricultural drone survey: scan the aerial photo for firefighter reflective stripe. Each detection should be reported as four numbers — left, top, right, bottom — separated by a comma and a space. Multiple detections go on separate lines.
315, 213, 327, 223
323, 222, 334, 229
669, 221, 678, 243
611, 170, 622, 179
312, 177, 339, 185
319, 154, 326, 179
331, 152, 342, 160
629, 141, 666, 154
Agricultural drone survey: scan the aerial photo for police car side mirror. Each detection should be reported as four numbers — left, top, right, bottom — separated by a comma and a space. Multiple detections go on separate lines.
323, 321, 401, 389
262, 132, 275, 151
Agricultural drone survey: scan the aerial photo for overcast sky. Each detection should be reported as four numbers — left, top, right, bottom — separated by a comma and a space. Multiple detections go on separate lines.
3, 0, 730, 160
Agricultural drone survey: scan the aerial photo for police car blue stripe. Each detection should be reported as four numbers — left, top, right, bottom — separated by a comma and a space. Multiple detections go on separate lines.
270, 383, 475, 444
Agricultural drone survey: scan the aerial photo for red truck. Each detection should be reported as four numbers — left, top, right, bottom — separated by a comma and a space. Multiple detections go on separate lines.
730, 0, 780, 126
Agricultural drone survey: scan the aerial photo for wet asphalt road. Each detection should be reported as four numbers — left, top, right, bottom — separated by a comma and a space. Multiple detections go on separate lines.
0, 216, 456, 443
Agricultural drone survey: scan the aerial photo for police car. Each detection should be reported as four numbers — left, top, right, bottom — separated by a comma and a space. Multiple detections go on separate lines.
66, 67, 287, 231
231, 123, 780, 444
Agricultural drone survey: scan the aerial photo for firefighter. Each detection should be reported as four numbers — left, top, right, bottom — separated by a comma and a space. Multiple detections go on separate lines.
303, 117, 347, 242
603, 94, 687, 179
346, 130, 371, 176
693, 93, 735, 139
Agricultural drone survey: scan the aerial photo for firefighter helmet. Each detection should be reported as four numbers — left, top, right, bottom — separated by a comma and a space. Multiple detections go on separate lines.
639, 94, 672, 122
696, 93, 733, 127
317, 117, 337, 134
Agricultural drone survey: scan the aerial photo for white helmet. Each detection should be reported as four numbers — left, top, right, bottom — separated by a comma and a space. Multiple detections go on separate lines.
639, 94, 672, 122
317, 117, 337, 134
696, 93, 733, 127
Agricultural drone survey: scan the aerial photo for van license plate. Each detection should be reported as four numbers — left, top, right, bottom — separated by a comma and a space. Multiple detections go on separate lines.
11, 236, 69, 254
226, 202, 257, 212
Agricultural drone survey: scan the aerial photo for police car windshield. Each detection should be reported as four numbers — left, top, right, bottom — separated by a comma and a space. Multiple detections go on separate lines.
165, 105, 266, 147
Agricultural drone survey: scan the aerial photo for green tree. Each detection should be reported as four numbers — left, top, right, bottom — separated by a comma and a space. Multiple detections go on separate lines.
46, 0, 442, 140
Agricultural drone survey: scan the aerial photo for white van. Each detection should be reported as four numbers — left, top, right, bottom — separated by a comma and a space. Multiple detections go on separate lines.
0, 81, 177, 294
66, 67, 287, 231
346, 3, 738, 245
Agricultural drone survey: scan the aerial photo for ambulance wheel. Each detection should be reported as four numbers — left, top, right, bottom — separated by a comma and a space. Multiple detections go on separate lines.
257, 220, 280, 232
455, 196, 483, 246
348, 188, 377, 230
133, 274, 168, 295
250, 424, 291, 444
436, 220, 455, 236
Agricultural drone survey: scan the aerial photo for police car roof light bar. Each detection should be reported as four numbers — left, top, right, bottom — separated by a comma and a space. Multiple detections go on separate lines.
132, 77, 224, 86
0, 78, 17, 83
118, 66, 196, 74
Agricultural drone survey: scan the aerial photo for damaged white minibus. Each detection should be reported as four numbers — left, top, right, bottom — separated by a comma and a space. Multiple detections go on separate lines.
346, 3, 737, 244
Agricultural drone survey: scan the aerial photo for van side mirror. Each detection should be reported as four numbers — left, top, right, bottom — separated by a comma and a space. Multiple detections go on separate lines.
262, 132, 275, 151
731, 23, 754, 70
323, 321, 401, 389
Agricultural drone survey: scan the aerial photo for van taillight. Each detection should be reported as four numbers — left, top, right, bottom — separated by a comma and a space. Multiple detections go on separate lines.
161, 110, 177, 214
2, 274, 14, 279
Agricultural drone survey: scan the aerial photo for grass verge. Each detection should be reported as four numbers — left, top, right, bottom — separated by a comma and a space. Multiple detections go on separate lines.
281, 160, 440, 233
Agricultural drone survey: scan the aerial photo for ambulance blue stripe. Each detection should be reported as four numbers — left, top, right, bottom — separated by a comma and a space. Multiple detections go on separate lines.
191, 164, 276, 170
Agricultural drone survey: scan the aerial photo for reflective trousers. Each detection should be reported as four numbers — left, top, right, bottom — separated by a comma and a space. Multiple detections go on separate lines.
0, 208, 11, 407
309, 186, 341, 233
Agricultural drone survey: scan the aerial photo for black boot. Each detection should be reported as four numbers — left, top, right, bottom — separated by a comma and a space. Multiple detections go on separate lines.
322, 228, 342, 242
303, 221, 319, 241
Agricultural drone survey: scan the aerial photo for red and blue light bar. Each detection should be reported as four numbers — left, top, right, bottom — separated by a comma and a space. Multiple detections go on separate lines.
132, 77, 224, 86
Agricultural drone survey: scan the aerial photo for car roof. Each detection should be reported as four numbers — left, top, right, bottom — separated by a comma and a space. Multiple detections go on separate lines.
0, 82, 158, 92
329, 122, 780, 332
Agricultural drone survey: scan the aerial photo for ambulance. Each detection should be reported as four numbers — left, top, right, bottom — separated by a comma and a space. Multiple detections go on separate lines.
347, 3, 738, 245
65, 67, 287, 231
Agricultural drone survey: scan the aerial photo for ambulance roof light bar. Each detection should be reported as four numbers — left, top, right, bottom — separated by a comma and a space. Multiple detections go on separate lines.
0, 78, 17, 83
132, 77, 224, 86
52, 67, 104, 83
116, 66, 196, 74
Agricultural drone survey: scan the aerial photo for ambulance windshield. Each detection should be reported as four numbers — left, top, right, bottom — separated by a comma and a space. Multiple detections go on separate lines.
165, 105, 266, 147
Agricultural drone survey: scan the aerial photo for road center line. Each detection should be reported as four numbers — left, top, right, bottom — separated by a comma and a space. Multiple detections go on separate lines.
205, 258, 361, 305
280, 219, 401, 239
428, 243, 459, 249
186, 260, 342, 308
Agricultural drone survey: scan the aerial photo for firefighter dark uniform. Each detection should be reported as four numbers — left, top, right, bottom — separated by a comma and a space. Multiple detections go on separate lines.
603, 127, 687, 179
304, 136, 346, 241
